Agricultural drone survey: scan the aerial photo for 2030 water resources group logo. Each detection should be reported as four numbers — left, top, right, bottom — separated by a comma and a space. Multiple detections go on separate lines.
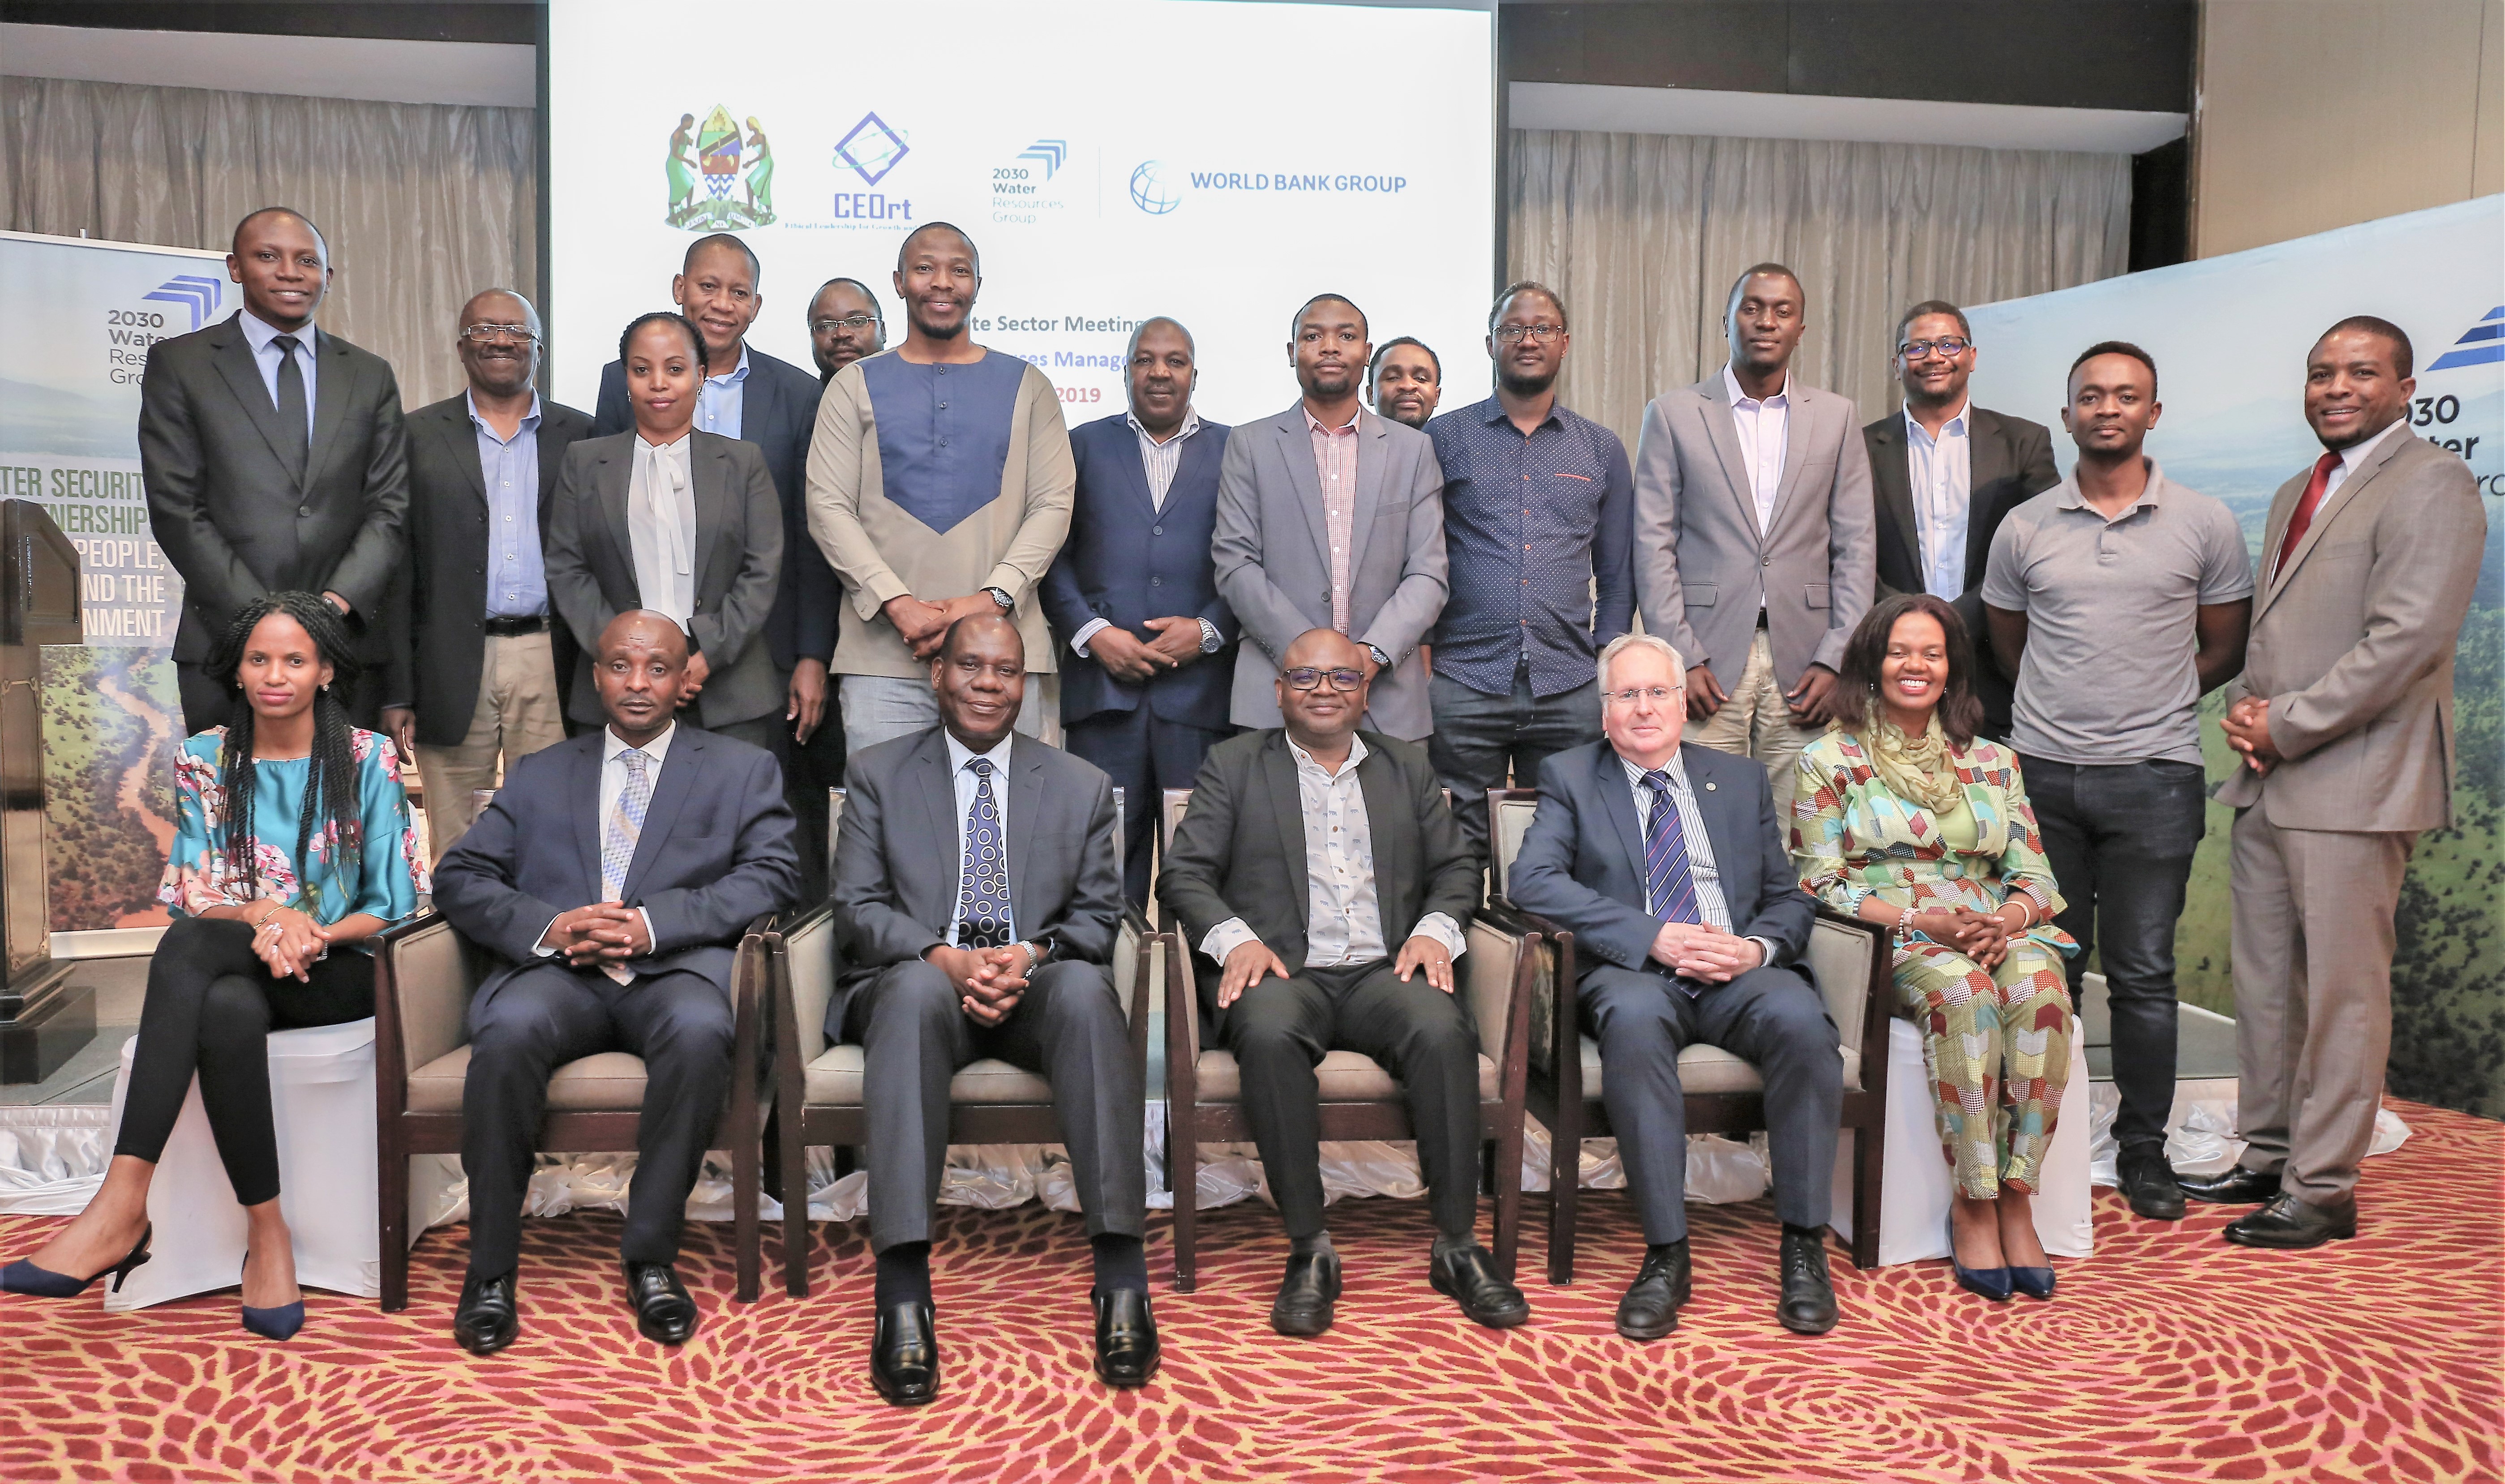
665, 106, 777, 230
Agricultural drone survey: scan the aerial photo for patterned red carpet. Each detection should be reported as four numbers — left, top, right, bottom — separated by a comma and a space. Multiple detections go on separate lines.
4, 1100, 2499, 1484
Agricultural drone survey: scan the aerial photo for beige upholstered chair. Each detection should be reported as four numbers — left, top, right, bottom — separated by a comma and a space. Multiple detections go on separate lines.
373, 910, 778, 1310
1481, 787, 1894, 1278
1157, 787, 1539, 1292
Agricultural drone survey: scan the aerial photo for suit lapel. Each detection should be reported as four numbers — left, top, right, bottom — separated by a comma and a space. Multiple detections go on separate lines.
597, 443, 637, 596
1172, 423, 1219, 513
210, 321, 304, 477
1961, 409, 2009, 583
1594, 746, 1647, 891
691, 436, 725, 583
913, 730, 962, 932
302, 331, 352, 493
1259, 736, 1312, 911
2263, 434, 2404, 611
435, 403, 489, 509
1353, 742, 1408, 924
1685, 748, 1749, 915
1347, 411, 1389, 577
1867, 420, 1917, 571
1696, 378, 1763, 540
620, 729, 700, 901
1006, 736, 1047, 932
534, 409, 569, 526
1276, 407, 1335, 574
1117, 425, 1159, 519
1763, 385, 1816, 534
572, 736, 606, 896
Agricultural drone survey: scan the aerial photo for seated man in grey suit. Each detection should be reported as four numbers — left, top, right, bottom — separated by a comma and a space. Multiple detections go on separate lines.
1160, 627, 1527, 1337
829, 613, 1151, 1404
435, 611, 799, 1356
1507, 631, 1839, 1339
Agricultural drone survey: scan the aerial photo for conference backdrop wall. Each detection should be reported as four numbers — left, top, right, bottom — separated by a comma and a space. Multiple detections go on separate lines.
1965, 195, 2505, 1119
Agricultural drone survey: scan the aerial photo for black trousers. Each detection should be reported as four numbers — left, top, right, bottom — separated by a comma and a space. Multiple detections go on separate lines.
113, 917, 375, 1206
1426, 665, 1603, 867
1579, 961, 1839, 1245
706, 700, 846, 909
2019, 754, 2208, 1155
847, 958, 1145, 1255
1064, 704, 1230, 907
460, 962, 735, 1275
1215, 958, 1483, 1241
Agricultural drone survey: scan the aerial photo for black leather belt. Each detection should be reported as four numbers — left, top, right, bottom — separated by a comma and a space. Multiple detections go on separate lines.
482, 614, 548, 637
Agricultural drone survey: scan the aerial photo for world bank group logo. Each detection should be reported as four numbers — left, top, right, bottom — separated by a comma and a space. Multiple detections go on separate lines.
1128, 160, 1182, 216
142, 274, 222, 330
2426, 306, 2504, 371
666, 106, 776, 230
836, 112, 910, 186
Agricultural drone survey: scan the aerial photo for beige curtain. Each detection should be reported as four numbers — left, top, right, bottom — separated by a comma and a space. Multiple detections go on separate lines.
0, 75, 536, 411
1508, 130, 2132, 445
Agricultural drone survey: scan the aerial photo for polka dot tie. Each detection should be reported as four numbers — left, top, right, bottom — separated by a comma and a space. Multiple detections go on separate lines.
957, 758, 1012, 949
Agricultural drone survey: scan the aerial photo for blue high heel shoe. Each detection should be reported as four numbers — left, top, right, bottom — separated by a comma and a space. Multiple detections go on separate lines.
1947, 1213, 2012, 1302
239, 1253, 305, 1342
0, 1222, 152, 1297
2010, 1265, 2056, 1300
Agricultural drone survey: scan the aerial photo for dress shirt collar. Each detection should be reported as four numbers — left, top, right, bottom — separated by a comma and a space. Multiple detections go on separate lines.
1618, 746, 1689, 792
944, 729, 1017, 777
1127, 407, 1202, 446
2333, 416, 2409, 476
1902, 400, 1969, 445
237, 307, 316, 352
1287, 730, 1369, 781
1303, 403, 1361, 436
705, 343, 751, 388
634, 430, 693, 456
466, 389, 543, 443
1473, 393, 1562, 433
1721, 362, 1789, 409
605, 721, 676, 766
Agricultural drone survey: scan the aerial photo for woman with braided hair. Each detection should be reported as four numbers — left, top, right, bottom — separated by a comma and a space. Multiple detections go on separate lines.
2, 592, 425, 1338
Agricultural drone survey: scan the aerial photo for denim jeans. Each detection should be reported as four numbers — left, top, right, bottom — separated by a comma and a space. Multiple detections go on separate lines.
1427, 663, 1603, 869
2017, 754, 2209, 1156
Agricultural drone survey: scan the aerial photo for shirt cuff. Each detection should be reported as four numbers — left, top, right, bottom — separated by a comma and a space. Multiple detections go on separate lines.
637, 908, 657, 955
535, 914, 562, 957
1072, 617, 1112, 657
1747, 936, 1780, 970
1200, 917, 1261, 964
1197, 618, 1222, 654
1408, 912, 1467, 959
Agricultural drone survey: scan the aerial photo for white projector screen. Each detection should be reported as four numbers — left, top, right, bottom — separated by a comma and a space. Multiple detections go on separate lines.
546, 0, 1497, 425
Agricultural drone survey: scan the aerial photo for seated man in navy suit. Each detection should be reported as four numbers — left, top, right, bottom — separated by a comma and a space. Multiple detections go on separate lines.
1041, 316, 1235, 904
1506, 631, 1838, 1341
435, 610, 799, 1355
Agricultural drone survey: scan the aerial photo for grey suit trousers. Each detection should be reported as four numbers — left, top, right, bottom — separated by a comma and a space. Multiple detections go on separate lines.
1580, 961, 1840, 1244
2227, 807, 2414, 1205
847, 957, 1143, 1253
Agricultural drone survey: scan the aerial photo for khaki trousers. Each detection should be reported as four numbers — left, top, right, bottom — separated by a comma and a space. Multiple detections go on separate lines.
2227, 806, 2415, 1206
414, 631, 568, 863
1686, 626, 1816, 819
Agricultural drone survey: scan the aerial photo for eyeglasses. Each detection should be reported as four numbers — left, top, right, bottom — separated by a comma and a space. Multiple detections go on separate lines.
1283, 666, 1366, 692
1897, 336, 1972, 360
811, 316, 880, 334
1602, 686, 1677, 707
1493, 324, 1563, 344
460, 324, 537, 345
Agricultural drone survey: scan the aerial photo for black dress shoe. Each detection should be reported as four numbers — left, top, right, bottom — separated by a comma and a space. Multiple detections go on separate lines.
871, 1300, 940, 1406
622, 1262, 699, 1346
1776, 1230, 1838, 1335
1613, 1242, 1690, 1341
2223, 1193, 2357, 1249
1428, 1243, 1530, 1330
2118, 1149, 2187, 1221
1270, 1249, 1342, 1337
2176, 1165, 2281, 1205
1092, 1287, 1161, 1387
453, 1271, 519, 1356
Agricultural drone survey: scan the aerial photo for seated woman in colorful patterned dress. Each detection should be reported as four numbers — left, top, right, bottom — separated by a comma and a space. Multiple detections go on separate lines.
1, 593, 425, 1338
1790, 593, 2078, 1303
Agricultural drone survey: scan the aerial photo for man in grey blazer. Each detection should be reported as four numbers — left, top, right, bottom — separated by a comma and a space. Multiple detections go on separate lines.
1634, 263, 1875, 816
1212, 293, 1449, 741
543, 313, 786, 753
2184, 318, 2486, 1249
140, 206, 410, 731
829, 614, 1151, 1402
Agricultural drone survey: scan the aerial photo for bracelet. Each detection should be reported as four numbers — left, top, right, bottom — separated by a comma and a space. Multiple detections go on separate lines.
2002, 898, 2034, 930
1894, 904, 1918, 935
253, 904, 281, 928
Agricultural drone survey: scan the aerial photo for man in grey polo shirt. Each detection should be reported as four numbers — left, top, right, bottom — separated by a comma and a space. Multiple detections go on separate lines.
1982, 341, 2252, 1224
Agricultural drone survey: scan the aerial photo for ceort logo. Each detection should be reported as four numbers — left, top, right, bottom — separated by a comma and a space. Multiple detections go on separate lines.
1128, 160, 1182, 215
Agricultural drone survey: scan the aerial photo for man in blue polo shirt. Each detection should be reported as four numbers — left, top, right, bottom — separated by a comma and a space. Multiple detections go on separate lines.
1422, 281, 1636, 864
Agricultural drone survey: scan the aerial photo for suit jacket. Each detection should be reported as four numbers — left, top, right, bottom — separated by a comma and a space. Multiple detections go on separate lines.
825, 727, 1125, 1041
433, 725, 799, 1012
1040, 412, 1238, 729
139, 313, 411, 668
2217, 431, 2485, 832
1211, 404, 1448, 738
541, 430, 784, 729
1862, 405, 2059, 734
596, 347, 838, 673
1158, 729, 1479, 987
1506, 739, 1814, 977
384, 394, 595, 744
1632, 373, 1876, 689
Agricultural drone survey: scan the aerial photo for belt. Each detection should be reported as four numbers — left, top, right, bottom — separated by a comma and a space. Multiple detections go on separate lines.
482, 614, 548, 637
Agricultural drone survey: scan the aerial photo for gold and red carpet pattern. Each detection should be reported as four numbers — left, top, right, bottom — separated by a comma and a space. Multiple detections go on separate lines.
4, 1099, 2498, 1484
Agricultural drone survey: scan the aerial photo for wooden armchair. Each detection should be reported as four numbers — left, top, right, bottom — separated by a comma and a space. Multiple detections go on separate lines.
1481, 787, 1894, 1279
373, 910, 778, 1310
1157, 787, 1540, 1292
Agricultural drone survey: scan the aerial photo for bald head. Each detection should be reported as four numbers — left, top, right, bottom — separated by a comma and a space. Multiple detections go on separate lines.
1277, 628, 1368, 748
593, 611, 691, 742
1283, 627, 1362, 672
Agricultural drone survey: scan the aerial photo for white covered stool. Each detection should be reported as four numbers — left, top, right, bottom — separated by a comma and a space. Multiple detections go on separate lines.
99, 1018, 384, 1310
1830, 1014, 2094, 1266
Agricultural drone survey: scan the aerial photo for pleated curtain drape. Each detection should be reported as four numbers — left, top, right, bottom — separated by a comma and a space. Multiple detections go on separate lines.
1507, 130, 2134, 444
0, 75, 536, 412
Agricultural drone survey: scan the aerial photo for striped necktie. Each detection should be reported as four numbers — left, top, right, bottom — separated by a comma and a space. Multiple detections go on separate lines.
602, 748, 651, 901
1641, 769, 1703, 926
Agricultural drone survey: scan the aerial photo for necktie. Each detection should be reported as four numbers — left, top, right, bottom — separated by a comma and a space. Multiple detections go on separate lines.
602, 750, 651, 901
1641, 770, 1702, 926
958, 758, 1012, 949
269, 334, 309, 483
2272, 450, 2344, 582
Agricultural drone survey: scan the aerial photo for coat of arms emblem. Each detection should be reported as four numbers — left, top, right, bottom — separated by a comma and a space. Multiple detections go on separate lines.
667, 105, 776, 229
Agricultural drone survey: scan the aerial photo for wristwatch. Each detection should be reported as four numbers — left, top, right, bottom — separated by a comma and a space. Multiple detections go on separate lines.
1364, 642, 1391, 669
984, 586, 1014, 611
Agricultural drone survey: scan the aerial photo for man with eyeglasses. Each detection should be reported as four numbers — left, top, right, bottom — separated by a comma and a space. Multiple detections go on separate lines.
1423, 281, 1634, 866
1861, 300, 2059, 739
1507, 630, 1839, 1340
1368, 337, 1443, 430
593, 232, 843, 899
381, 289, 595, 858
809, 277, 887, 383
1161, 626, 1527, 1337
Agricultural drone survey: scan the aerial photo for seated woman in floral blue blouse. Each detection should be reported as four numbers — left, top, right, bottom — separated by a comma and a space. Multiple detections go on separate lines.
3, 593, 424, 1340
